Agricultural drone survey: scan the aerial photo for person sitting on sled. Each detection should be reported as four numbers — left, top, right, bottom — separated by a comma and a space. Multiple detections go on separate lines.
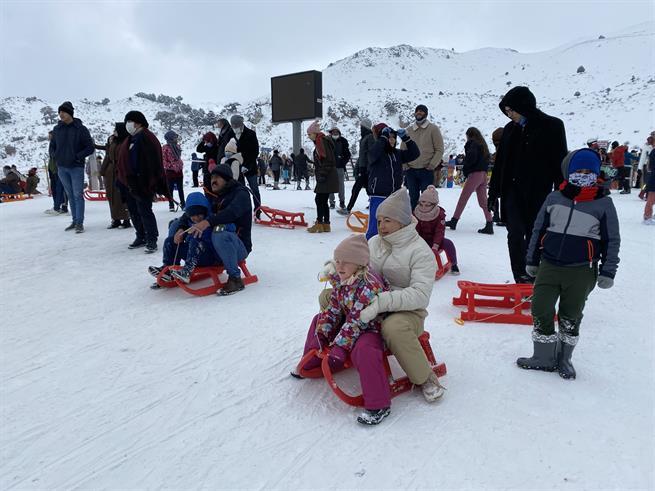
518, 148, 620, 379
292, 234, 395, 426
148, 191, 223, 285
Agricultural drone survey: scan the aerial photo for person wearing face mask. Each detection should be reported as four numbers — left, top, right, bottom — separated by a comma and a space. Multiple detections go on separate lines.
327, 127, 351, 214
117, 110, 168, 254
488, 86, 568, 283
48, 101, 95, 233
196, 132, 218, 189
162, 130, 186, 212
519, 149, 619, 380
269, 150, 283, 190
98, 123, 130, 228
215, 118, 235, 164
366, 123, 419, 239
401, 104, 444, 210
230, 114, 262, 219
220, 138, 243, 181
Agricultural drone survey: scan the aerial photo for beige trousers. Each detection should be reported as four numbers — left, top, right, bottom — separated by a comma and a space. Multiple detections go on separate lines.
318, 289, 431, 385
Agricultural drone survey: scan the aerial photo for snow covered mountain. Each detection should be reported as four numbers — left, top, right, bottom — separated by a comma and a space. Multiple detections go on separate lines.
1, 22, 653, 172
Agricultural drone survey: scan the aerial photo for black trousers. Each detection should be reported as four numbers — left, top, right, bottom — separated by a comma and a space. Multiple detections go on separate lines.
192, 169, 199, 187
167, 176, 185, 209
126, 193, 159, 243
315, 193, 330, 224
503, 188, 539, 281
346, 169, 369, 211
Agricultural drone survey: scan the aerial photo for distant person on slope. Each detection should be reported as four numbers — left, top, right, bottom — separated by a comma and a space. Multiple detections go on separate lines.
445, 127, 494, 234
48, 101, 95, 233
162, 130, 186, 211
609, 140, 630, 194
25, 168, 40, 195
196, 132, 218, 190
328, 127, 351, 214
0, 166, 21, 194
643, 144, 655, 225
306, 120, 339, 233
44, 131, 69, 215
519, 149, 620, 380
345, 118, 374, 213
293, 148, 312, 190
269, 150, 283, 190
117, 110, 168, 254
230, 114, 261, 220
401, 104, 444, 210
488, 86, 568, 283
98, 123, 130, 229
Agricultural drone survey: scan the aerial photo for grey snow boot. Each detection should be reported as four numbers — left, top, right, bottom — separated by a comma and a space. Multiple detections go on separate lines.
517, 332, 558, 372
556, 333, 578, 380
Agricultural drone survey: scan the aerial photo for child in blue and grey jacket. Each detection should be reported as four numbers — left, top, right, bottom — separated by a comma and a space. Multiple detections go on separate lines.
517, 148, 620, 380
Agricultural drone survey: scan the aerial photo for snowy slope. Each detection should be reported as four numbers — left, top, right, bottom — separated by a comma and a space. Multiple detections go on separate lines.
0, 183, 653, 489
1, 22, 653, 178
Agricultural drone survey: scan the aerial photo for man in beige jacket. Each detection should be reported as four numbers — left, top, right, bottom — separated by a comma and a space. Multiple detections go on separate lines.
402, 104, 444, 209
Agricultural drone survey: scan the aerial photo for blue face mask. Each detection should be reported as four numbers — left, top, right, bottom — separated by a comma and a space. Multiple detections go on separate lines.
205, 142, 213, 148
225, 151, 234, 158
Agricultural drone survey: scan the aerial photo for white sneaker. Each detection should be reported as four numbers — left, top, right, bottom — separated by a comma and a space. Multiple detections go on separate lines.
642, 218, 655, 226
44, 209, 59, 215
421, 372, 445, 402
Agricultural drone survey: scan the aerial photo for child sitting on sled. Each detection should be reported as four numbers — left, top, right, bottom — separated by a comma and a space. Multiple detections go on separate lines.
292, 234, 394, 426
413, 185, 460, 275
148, 192, 224, 286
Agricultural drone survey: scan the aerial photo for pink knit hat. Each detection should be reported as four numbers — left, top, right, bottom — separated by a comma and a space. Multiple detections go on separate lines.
333, 234, 370, 266
306, 120, 321, 135
419, 185, 439, 205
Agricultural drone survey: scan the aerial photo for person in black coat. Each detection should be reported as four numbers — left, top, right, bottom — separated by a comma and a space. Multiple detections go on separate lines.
488, 86, 568, 283
216, 118, 235, 164
196, 132, 218, 189
230, 114, 261, 218
328, 127, 351, 211
346, 119, 374, 212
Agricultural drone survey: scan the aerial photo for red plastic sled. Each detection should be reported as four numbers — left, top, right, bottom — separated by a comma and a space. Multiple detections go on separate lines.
452, 280, 534, 325
295, 331, 447, 407
346, 211, 369, 233
0, 193, 33, 202
255, 205, 307, 229
84, 189, 107, 201
434, 247, 452, 280
155, 261, 258, 296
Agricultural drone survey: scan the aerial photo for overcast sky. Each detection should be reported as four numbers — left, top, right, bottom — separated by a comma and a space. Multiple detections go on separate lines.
1, 0, 653, 106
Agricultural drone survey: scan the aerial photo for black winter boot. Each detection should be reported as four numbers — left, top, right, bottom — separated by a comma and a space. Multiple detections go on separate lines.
557, 333, 578, 379
517, 332, 558, 372
477, 221, 494, 234
445, 217, 458, 230
218, 275, 245, 296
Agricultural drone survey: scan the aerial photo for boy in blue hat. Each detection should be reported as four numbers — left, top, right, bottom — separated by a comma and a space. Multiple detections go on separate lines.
148, 192, 223, 287
517, 148, 620, 379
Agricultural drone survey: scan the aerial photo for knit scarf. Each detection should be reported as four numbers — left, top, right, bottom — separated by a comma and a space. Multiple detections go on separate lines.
558, 180, 604, 202
413, 203, 440, 221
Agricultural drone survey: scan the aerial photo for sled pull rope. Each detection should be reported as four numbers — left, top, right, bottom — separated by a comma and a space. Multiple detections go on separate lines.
454, 295, 534, 325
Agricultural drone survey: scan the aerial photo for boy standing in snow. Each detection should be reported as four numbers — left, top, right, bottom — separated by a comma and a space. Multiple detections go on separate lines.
148, 192, 220, 286
518, 149, 620, 379
293, 234, 393, 425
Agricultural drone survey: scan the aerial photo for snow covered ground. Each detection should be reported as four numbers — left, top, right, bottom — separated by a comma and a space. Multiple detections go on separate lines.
1, 181, 653, 490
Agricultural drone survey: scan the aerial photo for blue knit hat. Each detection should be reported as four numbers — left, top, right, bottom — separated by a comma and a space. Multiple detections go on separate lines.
561, 148, 601, 176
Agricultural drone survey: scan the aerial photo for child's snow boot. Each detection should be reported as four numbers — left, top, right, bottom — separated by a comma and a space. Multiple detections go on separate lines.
357, 407, 391, 426
450, 264, 460, 275
477, 221, 494, 234
171, 266, 193, 284
421, 371, 446, 402
556, 332, 578, 380
517, 333, 558, 372
445, 217, 458, 230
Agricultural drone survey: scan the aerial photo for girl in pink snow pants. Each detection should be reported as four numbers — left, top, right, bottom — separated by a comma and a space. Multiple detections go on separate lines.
292, 234, 392, 426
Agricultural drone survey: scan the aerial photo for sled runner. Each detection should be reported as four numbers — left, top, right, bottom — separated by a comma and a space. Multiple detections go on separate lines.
452, 280, 534, 325
346, 211, 369, 233
0, 193, 33, 202
295, 331, 447, 407
84, 189, 107, 201
434, 247, 452, 280
155, 261, 258, 296
255, 206, 308, 229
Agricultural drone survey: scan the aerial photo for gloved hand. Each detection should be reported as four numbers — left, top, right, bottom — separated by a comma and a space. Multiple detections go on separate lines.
487, 196, 498, 214
240, 166, 248, 174
380, 127, 393, 139
327, 345, 347, 370
319, 260, 336, 282
396, 128, 408, 140
597, 275, 614, 289
360, 296, 380, 324
526, 265, 539, 277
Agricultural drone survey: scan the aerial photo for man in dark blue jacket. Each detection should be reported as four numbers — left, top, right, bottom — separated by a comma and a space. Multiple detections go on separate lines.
49, 101, 94, 233
188, 164, 253, 295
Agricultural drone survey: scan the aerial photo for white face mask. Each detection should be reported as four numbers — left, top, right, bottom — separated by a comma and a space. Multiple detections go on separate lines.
125, 121, 136, 135
331, 134, 339, 140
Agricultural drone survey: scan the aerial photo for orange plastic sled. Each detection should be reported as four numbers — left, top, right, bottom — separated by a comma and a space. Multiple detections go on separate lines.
255, 205, 308, 229
155, 261, 258, 296
452, 280, 534, 325
0, 193, 33, 202
295, 331, 447, 407
346, 211, 369, 233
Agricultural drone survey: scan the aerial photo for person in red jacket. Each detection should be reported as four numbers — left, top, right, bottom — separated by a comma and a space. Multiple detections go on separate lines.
610, 140, 630, 194
413, 185, 459, 274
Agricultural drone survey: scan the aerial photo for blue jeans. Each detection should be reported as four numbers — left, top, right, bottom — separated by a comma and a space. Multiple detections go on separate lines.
162, 236, 217, 268
365, 196, 386, 240
405, 168, 434, 210
49, 170, 66, 210
57, 166, 85, 224
212, 231, 248, 277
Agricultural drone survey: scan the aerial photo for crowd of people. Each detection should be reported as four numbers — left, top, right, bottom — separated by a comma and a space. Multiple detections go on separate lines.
36, 85, 653, 425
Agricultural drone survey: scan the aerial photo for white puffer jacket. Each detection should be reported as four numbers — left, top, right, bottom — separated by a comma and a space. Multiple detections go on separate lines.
368, 218, 436, 318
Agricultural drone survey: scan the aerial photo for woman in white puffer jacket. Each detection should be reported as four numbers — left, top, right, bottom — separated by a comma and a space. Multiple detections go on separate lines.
361, 187, 445, 402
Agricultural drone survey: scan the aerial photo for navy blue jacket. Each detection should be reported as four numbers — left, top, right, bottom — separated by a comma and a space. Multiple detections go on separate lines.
367, 137, 420, 196
49, 118, 94, 168
207, 180, 253, 253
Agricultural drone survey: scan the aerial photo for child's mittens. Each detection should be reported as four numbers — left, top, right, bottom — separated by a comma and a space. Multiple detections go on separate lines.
360, 296, 380, 324
318, 260, 336, 282
597, 275, 614, 289
526, 264, 539, 277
